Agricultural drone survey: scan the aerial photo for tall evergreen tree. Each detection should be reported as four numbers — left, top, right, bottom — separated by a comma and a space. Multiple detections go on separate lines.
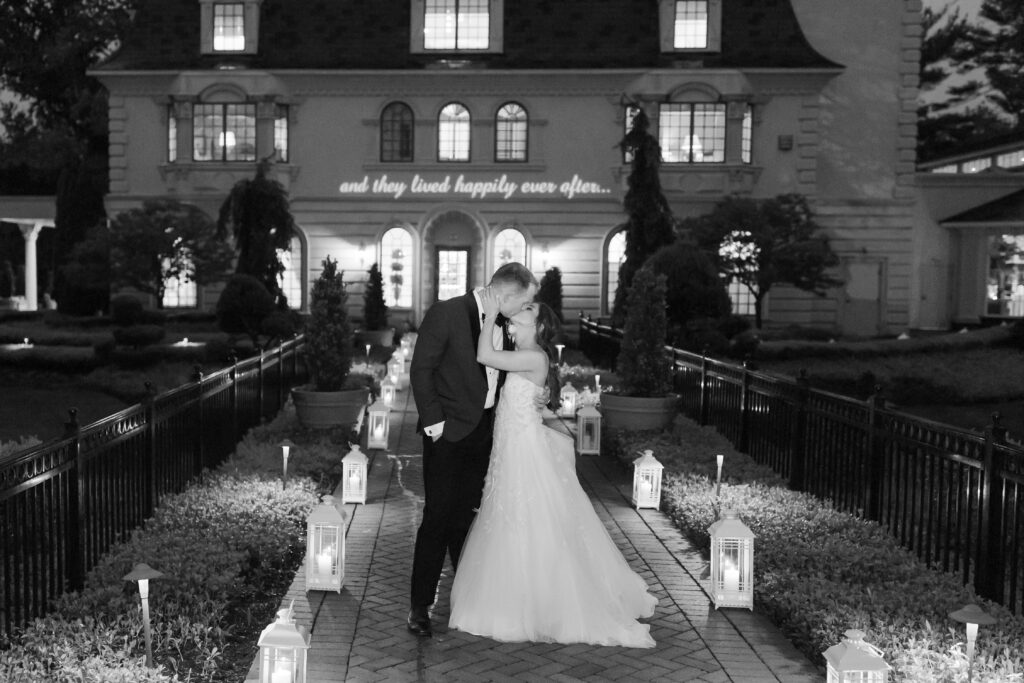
975, 0, 1024, 126
217, 158, 299, 309
611, 107, 676, 325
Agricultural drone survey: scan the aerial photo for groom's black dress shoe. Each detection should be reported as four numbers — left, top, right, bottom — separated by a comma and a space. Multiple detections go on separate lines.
407, 607, 432, 636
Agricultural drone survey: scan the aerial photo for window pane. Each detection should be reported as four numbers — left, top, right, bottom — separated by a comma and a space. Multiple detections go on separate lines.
168, 109, 177, 162
162, 256, 197, 308
987, 234, 1024, 316
996, 150, 1024, 169
606, 231, 626, 313
741, 105, 752, 164
930, 164, 958, 174
224, 104, 256, 161
192, 104, 220, 161
382, 228, 413, 307
658, 105, 691, 163
623, 105, 640, 164
437, 249, 469, 300
277, 237, 302, 310
438, 103, 470, 161
274, 105, 289, 163
381, 102, 414, 162
962, 158, 992, 174
495, 102, 527, 162
693, 103, 725, 163
424, 0, 457, 49
458, 0, 489, 49
674, 0, 708, 49
213, 3, 245, 51
494, 228, 526, 268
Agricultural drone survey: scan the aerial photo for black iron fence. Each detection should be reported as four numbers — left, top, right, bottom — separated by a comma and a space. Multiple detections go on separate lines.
0, 337, 307, 638
580, 315, 1024, 616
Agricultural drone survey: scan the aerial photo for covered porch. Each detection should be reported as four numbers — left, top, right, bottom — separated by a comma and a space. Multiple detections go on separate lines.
0, 196, 56, 312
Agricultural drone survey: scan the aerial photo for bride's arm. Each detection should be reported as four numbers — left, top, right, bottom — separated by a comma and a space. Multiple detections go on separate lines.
476, 288, 546, 374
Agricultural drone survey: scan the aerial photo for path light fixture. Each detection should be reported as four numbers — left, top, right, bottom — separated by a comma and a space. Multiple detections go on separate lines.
279, 439, 295, 489
381, 377, 397, 408
576, 404, 602, 455
950, 603, 996, 683
555, 343, 564, 364
631, 449, 664, 510
364, 343, 371, 367
715, 454, 724, 499
305, 495, 345, 593
823, 629, 890, 682
341, 444, 368, 504
708, 509, 754, 610
559, 383, 579, 417
367, 400, 390, 450
257, 601, 310, 683
123, 562, 165, 668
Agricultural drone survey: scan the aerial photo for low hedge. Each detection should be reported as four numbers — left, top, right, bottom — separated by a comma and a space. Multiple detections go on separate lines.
0, 408, 342, 681
605, 419, 1024, 681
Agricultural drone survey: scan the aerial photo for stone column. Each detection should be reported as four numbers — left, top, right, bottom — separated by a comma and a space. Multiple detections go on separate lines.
18, 221, 44, 311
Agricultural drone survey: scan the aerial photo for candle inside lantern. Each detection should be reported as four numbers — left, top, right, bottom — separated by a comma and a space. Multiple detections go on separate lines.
271, 654, 293, 683
349, 471, 361, 489
317, 549, 333, 575
722, 557, 740, 592
595, 374, 601, 392
373, 424, 384, 438
639, 478, 653, 497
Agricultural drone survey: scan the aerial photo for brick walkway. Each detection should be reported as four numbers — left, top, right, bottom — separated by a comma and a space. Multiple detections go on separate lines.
247, 387, 819, 682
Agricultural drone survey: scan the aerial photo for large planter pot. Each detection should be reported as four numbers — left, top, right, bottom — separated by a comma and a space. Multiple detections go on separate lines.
291, 385, 370, 429
599, 393, 679, 431
356, 328, 395, 348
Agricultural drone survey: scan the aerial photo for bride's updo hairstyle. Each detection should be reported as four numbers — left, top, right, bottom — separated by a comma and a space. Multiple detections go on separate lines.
532, 302, 564, 411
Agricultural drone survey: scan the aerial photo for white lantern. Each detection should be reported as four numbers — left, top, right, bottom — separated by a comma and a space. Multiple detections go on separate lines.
632, 449, 663, 509
257, 602, 310, 683
367, 400, 390, 450
342, 444, 368, 504
305, 495, 345, 592
559, 383, 579, 417
576, 405, 601, 455
823, 629, 891, 682
381, 378, 397, 408
387, 357, 405, 389
400, 336, 412, 361
708, 509, 754, 610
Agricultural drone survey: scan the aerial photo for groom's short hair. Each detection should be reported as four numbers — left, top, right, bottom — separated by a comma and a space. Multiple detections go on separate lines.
490, 262, 538, 291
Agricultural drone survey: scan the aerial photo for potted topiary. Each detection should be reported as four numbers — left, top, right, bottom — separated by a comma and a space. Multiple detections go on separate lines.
599, 267, 679, 431
356, 262, 394, 348
292, 256, 374, 429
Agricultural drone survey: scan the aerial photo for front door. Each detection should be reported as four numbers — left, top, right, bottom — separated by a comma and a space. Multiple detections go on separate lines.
838, 258, 886, 337
435, 248, 470, 301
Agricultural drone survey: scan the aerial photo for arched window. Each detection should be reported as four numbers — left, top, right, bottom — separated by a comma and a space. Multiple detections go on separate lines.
605, 230, 627, 314
493, 227, 526, 269
495, 102, 527, 162
438, 103, 470, 162
162, 254, 197, 308
277, 236, 303, 310
381, 102, 414, 162
382, 227, 413, 307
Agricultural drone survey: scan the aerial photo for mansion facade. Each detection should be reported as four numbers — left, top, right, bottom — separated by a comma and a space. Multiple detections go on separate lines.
88, 0, 927, 337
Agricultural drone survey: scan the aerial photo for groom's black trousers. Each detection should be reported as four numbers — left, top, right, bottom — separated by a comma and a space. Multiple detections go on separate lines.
411, 408, 494, 609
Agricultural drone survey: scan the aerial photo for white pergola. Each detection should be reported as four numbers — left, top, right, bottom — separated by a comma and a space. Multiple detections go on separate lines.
1, 196, 56, 311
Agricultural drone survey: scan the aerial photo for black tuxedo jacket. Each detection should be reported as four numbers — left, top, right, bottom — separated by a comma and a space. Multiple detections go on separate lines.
410, 292, 494, 443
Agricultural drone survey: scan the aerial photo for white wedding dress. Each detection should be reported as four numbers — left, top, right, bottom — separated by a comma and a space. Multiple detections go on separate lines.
449, 373, 657, 647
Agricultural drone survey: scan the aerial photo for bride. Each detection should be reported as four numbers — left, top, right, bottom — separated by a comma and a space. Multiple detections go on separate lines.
448, 287, 657, 648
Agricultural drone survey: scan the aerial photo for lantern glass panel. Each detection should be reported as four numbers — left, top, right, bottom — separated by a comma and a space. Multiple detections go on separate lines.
313, 525, 339, 576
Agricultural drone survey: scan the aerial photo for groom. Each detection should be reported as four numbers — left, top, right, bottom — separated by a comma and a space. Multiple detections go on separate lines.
407, 262, 538, 636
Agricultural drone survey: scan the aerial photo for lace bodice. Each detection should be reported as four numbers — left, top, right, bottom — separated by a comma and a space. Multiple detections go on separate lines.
494, 373, 544, 436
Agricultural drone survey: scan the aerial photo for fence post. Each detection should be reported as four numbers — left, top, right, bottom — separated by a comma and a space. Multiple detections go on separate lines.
63, 408, 86, 591
738, 360, 751, 453
699, 349, 709, 426
865, 387, 885, 522
789, 370, 810, 491
977, 413, 1007, 603
257, 346, 265, 422
230, 353, 239, 442
193, 365, 205, 482
143, 381, 157, 516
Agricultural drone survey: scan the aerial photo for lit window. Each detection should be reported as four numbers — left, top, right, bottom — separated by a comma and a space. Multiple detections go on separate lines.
623, 105, 641, 164
438, 102, 470, 162
382, 227, 413, 308
727, 280, 755, 316
996, 150, 1024, 169
674, 1, 708, 48
962, 158, 992, 174
659, 103, 725, 163
213, 3, 245, 51
605, 230, 626, 314
493, 228, 526, 268
162, 255, 197, 308
930, 164, 958, 174
424, 0, 489, 49
168, 108, 177, 162
741, 105, 752, 164
277, 236, 302, 310
381, 102, 415, 162
192, 103, 256, 162
274, 105, 289, 163
437, 249, 469, 301
495, 102, 527, 162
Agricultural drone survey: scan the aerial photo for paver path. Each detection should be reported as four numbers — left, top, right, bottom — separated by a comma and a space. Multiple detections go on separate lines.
247, 389, 819, 682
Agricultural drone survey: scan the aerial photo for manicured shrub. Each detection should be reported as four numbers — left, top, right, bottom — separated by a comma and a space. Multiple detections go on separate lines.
110, 294, 144, 326
216, 274, 276, 347
614, 267, 672, 397
537, 266, 564, 323
304, 256, 355, 391
362, 262, 389, 331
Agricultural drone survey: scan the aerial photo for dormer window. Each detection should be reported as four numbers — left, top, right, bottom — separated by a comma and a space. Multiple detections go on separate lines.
410, 0, 504, 54
659, 0, 721, 53
200, 0, 262, 55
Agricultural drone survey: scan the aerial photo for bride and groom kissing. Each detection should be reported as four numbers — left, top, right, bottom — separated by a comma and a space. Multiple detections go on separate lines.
407, 261, 656, 648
